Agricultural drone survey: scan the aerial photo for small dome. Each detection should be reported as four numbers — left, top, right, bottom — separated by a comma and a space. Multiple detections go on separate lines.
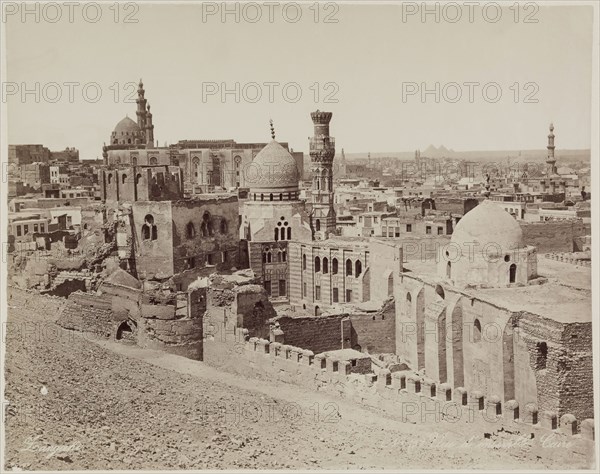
113, 116, 141, 135
452, 200, 524, 253
248, 140, 299, 193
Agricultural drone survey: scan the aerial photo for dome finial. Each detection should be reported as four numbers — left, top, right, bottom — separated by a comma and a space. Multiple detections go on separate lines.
269, 119, 275, 140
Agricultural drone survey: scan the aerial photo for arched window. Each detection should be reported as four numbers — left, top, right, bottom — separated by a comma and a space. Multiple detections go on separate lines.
269, 193, 273, 201
509, 264, 517, 283
262, 252, 267, 263
122, 174, 127, 184
474, 319, 482, 342
332, 258, 338, 274
355, 260, 362, 277
201, 211, 213, 236
302, 254, 307, 270
150, 157, 158, 165
274, 228, 279, 241
135, 173, 142, 184
323, 257, 329, 274
107, 173, 113, 184
280, 227, 285, 241
261, 194, 264, 201
287, 227, 291, 240
279, 193, 283, 201
446, 261, 451, 278
127, 138, 132, 144
282, 251, 287, 262
315, 257, 321, 272
142, 214, 157, 241
267, 251, 272, 263
346, 259, 353, 276
220, 219, 228, 234
315, 219, 321, 231
435, 284, 445, 299
277, 251, 282, 262
186, 222, 196, 239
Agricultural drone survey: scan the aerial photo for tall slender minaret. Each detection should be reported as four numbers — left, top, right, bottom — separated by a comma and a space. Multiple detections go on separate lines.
145, 103, 154, 147
309, 110, 336, 239
546, 123, 557, 176
136, 79, 148, 140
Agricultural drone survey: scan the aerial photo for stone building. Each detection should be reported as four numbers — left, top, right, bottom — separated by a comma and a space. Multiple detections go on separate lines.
96, 164, 240, 281
395, 199, 593, 422
102, 81, 303, 194
239, 133, 313, 300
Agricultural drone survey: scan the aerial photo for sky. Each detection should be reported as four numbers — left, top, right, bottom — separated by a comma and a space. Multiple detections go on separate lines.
3, 2, 596, 159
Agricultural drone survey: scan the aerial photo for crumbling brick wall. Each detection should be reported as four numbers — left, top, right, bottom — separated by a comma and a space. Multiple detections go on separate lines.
273, 315, 346, 354
520, 220, 587, 252
57, 292, 125, 338
349, 300, 396, 354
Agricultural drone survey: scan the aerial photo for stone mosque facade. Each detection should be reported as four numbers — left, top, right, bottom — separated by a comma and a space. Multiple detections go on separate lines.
102, 81, 303, 193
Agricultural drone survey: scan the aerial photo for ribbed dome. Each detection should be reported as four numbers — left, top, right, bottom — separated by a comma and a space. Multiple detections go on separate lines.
114, 116, 141, 134
248, 140, 299, 192
451, 200, 524, 253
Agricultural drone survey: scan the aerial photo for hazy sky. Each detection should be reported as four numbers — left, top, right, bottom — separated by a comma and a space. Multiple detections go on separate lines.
4, 2, 595, 159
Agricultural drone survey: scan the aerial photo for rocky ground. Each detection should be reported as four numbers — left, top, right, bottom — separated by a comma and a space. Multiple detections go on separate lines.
3, 288, 596, 470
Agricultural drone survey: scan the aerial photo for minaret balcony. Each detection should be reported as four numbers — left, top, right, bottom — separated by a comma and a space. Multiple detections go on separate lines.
309, 137, 335, 153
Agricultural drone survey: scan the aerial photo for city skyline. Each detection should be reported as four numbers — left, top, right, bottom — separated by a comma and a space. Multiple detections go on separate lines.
4, 3, 595, 159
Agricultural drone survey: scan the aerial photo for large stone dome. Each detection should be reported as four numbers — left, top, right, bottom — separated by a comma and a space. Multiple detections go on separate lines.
114, 116, 141, 134
248, 140, 299, 194
451, 200, 524, 253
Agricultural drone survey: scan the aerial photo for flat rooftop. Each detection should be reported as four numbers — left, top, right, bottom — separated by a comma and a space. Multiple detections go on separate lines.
402, 257, 591, 324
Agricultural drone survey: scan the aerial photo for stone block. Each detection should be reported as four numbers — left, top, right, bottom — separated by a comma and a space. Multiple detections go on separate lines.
438, 383, 452, 401
256, 339, 270, 354
302, 349, 314, 366
505, 400, 519, 421
559, 414, 577, 436
580, 419, 594, 440
522, 403, 538, 425
454, 387, 468, 406
470, 391, 484, 411
378, 369, 392, 387
365, 373, 377, 387
486, 395, 501, 418
314, 354, 326, 369
540, 411, 557, 430
269, 342, 281, 357
422, 378, 436, 398
407, 375, 421, 393
391, 372, 406, 390
339, 360, 351, 376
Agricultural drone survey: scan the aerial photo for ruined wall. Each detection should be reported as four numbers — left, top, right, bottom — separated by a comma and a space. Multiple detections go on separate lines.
57, 292, 125, 338
349, 301, 396, 354
274, 315, 346, 354
520, 220, 588, 253
136, 288, 205, 360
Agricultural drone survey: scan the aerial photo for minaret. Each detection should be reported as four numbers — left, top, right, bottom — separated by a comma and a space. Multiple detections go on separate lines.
145, 103, 155, 147
136, 79, 147, 141
309, 110, 336, 239
547, 123, 557, 176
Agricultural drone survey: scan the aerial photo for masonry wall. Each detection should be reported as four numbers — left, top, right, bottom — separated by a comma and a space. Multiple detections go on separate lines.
349, 302, 396, 354
57, 292, 125, 338
171, 196, 239, 275
520, 220, 587, 253
274, 315, 346, 354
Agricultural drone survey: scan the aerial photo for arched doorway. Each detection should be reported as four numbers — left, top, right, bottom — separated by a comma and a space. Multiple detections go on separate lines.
314, 305, 321, 316
509, 264, 517, 283
116, 320, 136, 342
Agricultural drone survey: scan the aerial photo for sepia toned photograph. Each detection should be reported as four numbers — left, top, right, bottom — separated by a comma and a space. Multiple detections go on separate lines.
0, 1, 598, 471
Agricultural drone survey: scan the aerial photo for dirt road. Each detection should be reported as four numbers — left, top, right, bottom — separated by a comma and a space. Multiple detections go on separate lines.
3, 289, 595, 470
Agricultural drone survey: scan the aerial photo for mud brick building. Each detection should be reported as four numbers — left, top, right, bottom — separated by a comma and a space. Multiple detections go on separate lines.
395, 200, 593, 422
